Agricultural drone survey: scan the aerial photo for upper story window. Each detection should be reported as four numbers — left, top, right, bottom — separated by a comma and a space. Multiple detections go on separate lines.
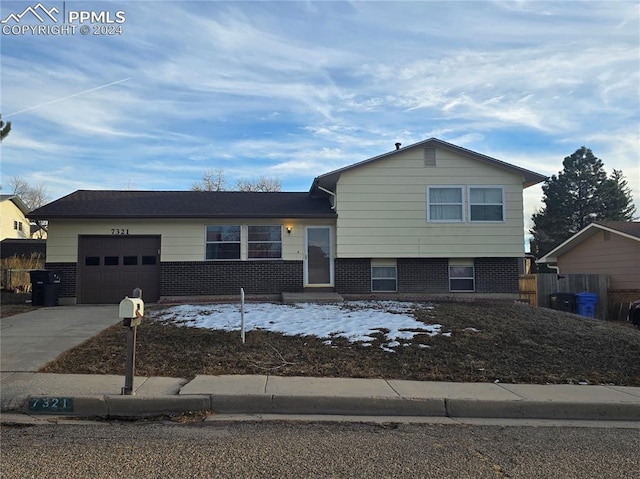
13, 220, 22, 231
469, 187, 504, 222
248, 225, 282, 259
427, 186, 463, 222
206, 225, 241, 260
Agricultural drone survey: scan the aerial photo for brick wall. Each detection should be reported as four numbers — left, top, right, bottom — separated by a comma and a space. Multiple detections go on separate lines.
160, 260, 303, 296
44, 262, 77, 298
334, 258, 371, 294
398, 258, 449, 293
474, 257, 519, 293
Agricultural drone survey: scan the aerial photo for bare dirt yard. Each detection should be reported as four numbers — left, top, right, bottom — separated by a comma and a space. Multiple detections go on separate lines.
28, 298, 640, 386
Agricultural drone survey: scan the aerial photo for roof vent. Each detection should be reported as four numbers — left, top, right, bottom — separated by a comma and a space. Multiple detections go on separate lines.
395, 142, 401, 150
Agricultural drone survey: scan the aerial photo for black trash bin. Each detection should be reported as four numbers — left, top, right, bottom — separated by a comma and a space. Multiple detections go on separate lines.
550, 292, 575, 313
30, 270, 61, 307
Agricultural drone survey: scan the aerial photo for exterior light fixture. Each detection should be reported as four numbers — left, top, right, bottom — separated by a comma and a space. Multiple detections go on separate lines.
286, 226, 292, 235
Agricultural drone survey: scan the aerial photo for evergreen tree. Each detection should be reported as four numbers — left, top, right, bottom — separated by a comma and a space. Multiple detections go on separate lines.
530, 146, 636, 256
0, 114, 11, 141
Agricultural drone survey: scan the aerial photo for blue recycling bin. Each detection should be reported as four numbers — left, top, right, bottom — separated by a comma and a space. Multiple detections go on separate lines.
575, 292, 597, 318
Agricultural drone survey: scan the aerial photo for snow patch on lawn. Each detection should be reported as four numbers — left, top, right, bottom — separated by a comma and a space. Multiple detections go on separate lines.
156, 301, 445, 351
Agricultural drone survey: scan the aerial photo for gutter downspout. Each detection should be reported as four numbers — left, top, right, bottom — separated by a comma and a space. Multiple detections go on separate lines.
317, 186, 336, 210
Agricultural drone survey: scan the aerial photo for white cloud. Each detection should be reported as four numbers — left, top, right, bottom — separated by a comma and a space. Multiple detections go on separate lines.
0, 0, 637, 218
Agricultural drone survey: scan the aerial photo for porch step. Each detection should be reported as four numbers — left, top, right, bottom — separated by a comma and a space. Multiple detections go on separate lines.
281, 292, 344, 304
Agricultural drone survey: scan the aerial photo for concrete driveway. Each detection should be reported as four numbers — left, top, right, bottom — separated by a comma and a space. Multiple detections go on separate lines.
1, 305, 120, 372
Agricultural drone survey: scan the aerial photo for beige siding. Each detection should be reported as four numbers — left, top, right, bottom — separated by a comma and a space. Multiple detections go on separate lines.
557, 231, 640, 289
0, 201, 29, 240
335, 146, 526, 258
46, 218, 335, 263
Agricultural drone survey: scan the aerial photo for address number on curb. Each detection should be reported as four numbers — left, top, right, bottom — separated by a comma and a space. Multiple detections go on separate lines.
28, 397, 74, 413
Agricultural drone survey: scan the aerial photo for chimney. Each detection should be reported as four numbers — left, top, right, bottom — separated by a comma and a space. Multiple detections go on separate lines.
395, 142, 401, 150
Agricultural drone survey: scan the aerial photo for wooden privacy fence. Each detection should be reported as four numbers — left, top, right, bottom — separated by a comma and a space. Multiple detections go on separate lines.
519, 273, 609, 320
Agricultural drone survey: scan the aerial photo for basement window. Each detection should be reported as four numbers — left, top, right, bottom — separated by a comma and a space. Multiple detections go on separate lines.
371, 265, 397, 292
449, 261, 475, 292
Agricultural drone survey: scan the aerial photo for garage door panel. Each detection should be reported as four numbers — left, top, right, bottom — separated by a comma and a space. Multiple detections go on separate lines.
78, 236, 161, 304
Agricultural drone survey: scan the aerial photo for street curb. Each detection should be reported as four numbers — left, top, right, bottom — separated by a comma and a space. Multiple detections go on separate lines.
13, 395, 640, 421
445, 399, 640, 421
208, 395, 446, 416
20, 395, 211, 418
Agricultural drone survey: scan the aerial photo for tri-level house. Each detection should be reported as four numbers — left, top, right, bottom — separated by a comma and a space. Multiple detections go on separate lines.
28, 138, 546, 304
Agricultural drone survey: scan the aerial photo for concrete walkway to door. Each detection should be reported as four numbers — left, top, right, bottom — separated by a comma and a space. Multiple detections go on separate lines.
1, 305, 120, 372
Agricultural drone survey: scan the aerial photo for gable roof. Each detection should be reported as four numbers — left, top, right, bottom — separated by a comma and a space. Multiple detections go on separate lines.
27, 190, 336, 220
537, 221, 640, 264
310, 137, 547, 194
0, 194, 30, 215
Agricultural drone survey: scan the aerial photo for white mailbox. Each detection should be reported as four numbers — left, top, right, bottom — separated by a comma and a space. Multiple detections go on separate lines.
119, 296, 144, 319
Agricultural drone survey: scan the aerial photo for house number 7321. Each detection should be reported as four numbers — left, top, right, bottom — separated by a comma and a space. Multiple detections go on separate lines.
111, 229, 129, 235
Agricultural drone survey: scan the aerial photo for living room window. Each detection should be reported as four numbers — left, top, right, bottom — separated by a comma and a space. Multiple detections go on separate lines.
469, 187, 504, 222
206, 225, 241, 260
427, 186, 464, 222
248, 225, 282, 259
371, 265, 397, 292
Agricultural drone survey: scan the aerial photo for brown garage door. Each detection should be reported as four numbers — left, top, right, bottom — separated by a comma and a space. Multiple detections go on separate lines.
78, 235, 161, 304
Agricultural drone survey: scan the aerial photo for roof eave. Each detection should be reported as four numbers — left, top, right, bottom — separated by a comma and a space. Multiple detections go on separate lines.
313, 137, 547, 189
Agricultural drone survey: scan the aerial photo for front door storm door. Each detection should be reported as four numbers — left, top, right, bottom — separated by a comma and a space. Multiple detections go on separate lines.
305, 226, 333, 286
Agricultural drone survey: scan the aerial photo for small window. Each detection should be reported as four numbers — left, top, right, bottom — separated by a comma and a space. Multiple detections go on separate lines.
248, 225, 282, 259
104, 256, 119, 266
123, 256, 138, 266
206, 225, 241, 260
427, 186, 463, 222
372, 266, 397, 292
85, 256, 100, 266
13, 221, 18, 230
142, 255, 157, 265
18, 222, 23, 231
449, 265, 475, 292
469, 187, 504, 222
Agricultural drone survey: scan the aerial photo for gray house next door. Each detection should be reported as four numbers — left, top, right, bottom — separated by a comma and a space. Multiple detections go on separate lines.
77, 235, 160, 304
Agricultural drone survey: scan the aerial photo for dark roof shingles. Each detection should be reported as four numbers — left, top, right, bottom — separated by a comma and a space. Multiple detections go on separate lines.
28, 190, 336, 219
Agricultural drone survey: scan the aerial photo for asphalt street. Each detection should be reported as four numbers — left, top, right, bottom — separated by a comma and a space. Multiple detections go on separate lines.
2, 420, 639, 478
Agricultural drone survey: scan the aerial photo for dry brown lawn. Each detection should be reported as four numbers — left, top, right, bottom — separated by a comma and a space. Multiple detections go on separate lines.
35, 300, 640, 386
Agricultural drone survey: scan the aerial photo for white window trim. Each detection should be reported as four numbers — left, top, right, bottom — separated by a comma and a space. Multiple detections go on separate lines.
467, 185, 505, 223
247, 225, 283, 260
205, 225, 242, 261
426, 185, 465, 223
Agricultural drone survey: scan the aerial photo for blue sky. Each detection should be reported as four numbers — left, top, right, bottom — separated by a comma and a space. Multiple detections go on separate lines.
1, 0, 639, 233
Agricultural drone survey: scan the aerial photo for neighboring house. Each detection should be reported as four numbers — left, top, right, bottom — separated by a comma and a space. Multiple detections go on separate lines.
27, 138, 546, 304
537, 221, 640, 307
0, 195, 30, 240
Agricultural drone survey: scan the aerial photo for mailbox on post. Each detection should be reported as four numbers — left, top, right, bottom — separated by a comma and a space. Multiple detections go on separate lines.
119, 294, 144, 396
119, 296, 144, 327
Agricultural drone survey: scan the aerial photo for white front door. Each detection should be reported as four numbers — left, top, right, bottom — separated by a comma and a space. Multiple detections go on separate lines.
305, 226, 333, 286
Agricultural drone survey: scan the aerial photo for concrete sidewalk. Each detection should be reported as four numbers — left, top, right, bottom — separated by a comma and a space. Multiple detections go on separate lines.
1, 373, 639, 421
2, 305, 639, 422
